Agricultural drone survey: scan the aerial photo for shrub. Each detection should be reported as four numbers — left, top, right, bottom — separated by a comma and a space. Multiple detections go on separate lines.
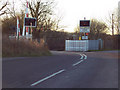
2, 35, 51, 57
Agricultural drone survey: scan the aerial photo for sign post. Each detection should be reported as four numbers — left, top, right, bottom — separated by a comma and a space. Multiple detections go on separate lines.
80, 18, 90, 52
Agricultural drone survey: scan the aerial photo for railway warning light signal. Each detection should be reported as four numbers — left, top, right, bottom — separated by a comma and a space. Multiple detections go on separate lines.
86, 33, 89, 35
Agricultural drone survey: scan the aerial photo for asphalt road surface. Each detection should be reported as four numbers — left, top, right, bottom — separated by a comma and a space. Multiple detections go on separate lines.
2, 51, 119, 88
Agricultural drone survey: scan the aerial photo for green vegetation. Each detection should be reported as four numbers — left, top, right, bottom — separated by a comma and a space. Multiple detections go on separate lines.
2, 35, 52, 57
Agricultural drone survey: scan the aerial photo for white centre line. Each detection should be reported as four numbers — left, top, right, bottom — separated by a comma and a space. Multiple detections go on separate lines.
80, 54, 84, 59
83, 54, 87, 59
30, 69, 65, 86
72, 60, 83, 66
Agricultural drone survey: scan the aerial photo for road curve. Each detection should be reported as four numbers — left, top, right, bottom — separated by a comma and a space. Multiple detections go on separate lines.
2, 51, 118, 88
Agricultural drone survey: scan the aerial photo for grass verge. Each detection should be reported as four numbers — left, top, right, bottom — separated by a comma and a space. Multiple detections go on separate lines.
87, 49, 120, 52
2, 35, 52, 57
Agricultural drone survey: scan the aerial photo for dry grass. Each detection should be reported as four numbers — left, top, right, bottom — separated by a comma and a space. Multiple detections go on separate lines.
2, 35, 51, 57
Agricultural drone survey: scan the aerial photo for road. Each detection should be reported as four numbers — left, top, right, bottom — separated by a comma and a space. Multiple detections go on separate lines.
2, 51, 118, 88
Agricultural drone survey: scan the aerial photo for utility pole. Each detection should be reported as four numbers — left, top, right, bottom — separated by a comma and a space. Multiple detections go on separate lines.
112, 14, 114, 35
84, 17, 86, 40
112, 14, 114, 49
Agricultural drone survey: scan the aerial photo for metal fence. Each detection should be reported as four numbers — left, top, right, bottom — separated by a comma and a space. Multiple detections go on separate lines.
65, 40, 102, 51
88, 40, 99, 50
65, 40, 89, 51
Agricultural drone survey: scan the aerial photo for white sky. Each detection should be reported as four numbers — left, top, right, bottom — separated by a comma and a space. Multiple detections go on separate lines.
2, 0, 120, 32
54, 0, 120, 32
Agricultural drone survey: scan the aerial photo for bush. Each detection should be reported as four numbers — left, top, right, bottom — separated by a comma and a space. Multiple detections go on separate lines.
2, 35, 51, 57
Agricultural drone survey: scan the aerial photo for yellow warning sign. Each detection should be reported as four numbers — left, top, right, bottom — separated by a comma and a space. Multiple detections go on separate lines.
79, 37, 81, 40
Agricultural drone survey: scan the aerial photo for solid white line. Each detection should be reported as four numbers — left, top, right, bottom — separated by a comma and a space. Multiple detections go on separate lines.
30, 69, 65, 86
83, 54, 87, 59
72, 60, 83, 66
80, 54, 84, 59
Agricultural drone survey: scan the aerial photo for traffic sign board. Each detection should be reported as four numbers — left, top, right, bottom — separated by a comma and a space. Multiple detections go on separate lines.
82, 36, 88, 40
80, 27, 90, 33
24, 17, 37, 27
80, 20, 90, 33
80, 20, 90, 27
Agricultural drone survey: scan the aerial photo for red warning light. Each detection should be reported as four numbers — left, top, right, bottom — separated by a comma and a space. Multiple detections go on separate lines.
86, 33, 89, 35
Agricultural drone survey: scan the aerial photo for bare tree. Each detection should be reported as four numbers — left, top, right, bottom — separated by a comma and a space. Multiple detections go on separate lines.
6, 0, 17, 18
105, 8, 119, 35
113, 9, 119, 34
90, 19, 108, 39
74, 24, 80, 33
28, 0, 54, 29
0, 1, 8, 16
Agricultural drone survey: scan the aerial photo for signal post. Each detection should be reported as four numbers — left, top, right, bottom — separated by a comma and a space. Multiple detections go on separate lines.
80, 19, 90, 40
79, 18, 90, 51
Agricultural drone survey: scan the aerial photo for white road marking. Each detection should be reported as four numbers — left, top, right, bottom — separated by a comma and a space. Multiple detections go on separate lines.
72, 60, 83, 66
80, 54, 84, 59
83, 54, 87, 59
31, 53, 87, 87
30, 69, 65, 86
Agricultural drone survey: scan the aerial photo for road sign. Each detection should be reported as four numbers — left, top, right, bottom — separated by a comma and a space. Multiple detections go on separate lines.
80, 20, 90, 33
80, 20, 90, 27
80, 27, 90, 33
24, 17, 37, 27
82, 36, 88, 40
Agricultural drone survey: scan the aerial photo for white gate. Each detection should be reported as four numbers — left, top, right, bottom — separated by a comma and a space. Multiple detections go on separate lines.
65, 40, 89, 51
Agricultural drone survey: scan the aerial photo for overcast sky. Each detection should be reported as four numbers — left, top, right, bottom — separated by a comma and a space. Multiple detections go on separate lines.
55, 0, 119, 32
2, 0, 120, 32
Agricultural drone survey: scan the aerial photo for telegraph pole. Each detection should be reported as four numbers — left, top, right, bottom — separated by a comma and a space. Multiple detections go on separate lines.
84, 17, 86, 39
112, 14, 114, 49
112, 14, 114, 35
